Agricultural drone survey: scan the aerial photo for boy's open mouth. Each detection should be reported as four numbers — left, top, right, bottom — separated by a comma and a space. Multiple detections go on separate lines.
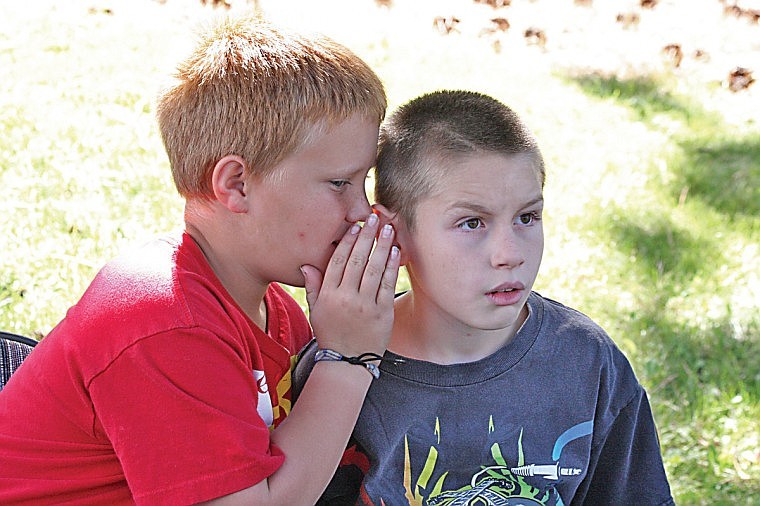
486, 282, 525, 296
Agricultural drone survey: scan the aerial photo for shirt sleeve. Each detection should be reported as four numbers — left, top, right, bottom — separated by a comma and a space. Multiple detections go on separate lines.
88, 328, 284, 505
574, 385, 674, 505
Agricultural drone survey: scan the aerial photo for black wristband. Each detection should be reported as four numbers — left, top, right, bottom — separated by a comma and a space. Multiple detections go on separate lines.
314, 349, 404, 379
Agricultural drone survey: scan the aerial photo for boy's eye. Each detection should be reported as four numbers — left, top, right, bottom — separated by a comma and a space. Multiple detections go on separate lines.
517, 211, 541, 225
459, 218, 483, 231
330, 180, 350, 189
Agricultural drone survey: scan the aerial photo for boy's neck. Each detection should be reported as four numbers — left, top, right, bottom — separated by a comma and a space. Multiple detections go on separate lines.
185, 210, 270, 331
388, 291, 527, 365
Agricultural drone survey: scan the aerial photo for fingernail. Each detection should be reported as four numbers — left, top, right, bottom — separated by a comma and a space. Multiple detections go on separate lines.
367, 213, 378, 226
381, 224, 393, 238
350, 223, 361, 235
391, 245, 400, 259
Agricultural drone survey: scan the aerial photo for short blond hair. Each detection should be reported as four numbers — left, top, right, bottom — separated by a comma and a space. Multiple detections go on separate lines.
157, 15, 386, 198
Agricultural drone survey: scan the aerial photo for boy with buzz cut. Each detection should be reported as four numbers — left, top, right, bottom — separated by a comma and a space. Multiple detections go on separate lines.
0, 15, 400, 505
296, 90, 674, 504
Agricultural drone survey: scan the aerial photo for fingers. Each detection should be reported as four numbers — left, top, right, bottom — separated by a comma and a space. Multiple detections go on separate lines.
377, 244, 401, 304
341, 213, 383, 290
300, 265, 323, 312
320, 222, 362, 289
359, 222, 398, 301
321, 213, 383, 290
307, 214, 399, 356
319, 213, 399, 301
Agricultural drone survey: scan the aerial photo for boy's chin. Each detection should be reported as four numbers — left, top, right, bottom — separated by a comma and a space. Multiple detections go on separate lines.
289, 268, 309, 288
283, 259, 328, 288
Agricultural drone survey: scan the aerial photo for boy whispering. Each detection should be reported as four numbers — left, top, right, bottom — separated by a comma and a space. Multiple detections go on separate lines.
297, 90, 673, 505
0, 16, 399, 505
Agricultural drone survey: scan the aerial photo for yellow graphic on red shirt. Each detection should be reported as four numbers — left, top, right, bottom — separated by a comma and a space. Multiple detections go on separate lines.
271, 354, 298, 427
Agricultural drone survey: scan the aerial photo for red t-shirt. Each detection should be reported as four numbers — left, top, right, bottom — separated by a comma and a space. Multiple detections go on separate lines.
0, 233, 311, 504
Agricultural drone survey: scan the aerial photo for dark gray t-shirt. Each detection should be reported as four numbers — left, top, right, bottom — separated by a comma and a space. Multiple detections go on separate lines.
294, 292, 674, 505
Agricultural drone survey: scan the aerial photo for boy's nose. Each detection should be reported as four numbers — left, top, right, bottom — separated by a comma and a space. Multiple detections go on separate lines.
346, 190, 372, 223
490, 229, 525, 269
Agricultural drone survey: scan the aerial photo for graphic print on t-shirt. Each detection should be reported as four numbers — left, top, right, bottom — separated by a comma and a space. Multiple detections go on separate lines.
384, 416, 592, 506
255, 365, 298, 428
253, 368, 274, 427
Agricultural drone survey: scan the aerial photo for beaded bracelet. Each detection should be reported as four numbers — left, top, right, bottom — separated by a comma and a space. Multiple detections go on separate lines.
314, 348, 404, 379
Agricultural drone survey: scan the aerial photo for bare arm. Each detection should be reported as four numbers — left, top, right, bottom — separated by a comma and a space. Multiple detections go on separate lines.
201, 215, 399, 505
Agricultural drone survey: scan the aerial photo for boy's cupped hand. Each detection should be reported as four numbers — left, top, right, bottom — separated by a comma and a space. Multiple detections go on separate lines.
301, 214, 400, 357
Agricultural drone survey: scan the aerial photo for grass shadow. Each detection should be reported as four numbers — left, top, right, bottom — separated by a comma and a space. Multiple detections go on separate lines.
567, 71, 759, 220
628, 306, 760, 504
638, 310, 759, 407
675, 135, 760, 219
601, 206, 718, 292
566, 73, 715, 126
585, 202, 759, 502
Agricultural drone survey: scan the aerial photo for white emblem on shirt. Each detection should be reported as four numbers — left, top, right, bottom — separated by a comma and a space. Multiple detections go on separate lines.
253, 369, 274, 427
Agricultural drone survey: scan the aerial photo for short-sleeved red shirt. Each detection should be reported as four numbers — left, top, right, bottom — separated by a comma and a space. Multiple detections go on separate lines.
0, 233, 311, 504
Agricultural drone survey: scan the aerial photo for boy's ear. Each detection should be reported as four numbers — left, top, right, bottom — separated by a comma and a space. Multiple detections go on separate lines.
372, 204, 412, 266
211, 155, 249, 213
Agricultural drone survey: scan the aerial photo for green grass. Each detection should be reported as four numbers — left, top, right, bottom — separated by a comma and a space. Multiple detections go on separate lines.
1, 2, 758, 504
563, 73, 759, 503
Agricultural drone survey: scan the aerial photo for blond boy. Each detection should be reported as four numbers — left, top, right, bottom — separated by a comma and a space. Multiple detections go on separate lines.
0, 16, 399, 505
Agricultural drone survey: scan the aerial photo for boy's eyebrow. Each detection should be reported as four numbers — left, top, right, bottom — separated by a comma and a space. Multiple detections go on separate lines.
520, 196, 545, 209
447, 202, 492, 215
343, 165, 372, 178
447, 196, 544, 214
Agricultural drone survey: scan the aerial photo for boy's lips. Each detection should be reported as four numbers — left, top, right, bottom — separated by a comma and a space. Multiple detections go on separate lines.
488, 281, 525, 293
486, 281, 526, 306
